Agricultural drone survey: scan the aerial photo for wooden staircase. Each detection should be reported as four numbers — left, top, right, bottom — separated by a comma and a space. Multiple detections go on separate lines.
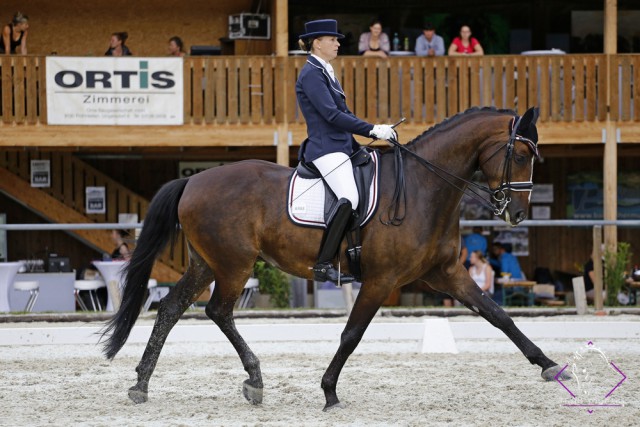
0, 152, 183, 282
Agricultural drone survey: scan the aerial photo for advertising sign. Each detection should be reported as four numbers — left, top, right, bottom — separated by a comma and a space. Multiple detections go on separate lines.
46, 57, 183, 125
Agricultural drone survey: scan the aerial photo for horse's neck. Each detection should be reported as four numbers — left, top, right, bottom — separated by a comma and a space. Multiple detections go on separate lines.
412, 122, 486, 186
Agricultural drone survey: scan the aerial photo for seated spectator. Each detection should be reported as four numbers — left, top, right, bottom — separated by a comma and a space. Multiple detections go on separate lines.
415, 22, 444, 57
463, 226, 488, 268
492, 242, 523, 279
168, 36, 185, 57
583, 255, 606, 303
469, 250, 494, 295
105, 32, 133, 56
448, 25, 484, 56
358, 19, 389, 58
1, 12, 29, 55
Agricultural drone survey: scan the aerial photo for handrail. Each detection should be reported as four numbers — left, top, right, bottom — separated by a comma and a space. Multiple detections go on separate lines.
2, 219, 639, 230
1, 54, 638, 126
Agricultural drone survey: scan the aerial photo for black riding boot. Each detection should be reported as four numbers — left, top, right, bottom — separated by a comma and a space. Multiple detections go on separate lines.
313, 198, 356, 284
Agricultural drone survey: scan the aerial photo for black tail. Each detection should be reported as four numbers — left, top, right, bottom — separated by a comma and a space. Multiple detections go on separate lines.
101, 178, 189, 360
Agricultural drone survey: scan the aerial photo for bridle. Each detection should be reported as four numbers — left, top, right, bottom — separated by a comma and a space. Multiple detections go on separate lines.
381, 114, 540, 225
481, 115, 540, 216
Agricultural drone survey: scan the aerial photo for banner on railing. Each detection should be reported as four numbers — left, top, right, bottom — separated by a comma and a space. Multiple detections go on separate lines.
46, 57, 183, 125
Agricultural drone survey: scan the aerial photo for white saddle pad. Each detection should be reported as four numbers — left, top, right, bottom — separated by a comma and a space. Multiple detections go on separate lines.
287, 151, 380, 228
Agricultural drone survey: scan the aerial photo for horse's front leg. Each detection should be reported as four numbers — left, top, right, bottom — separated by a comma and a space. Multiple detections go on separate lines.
321, 284, 389, 411
439, 271, 570, 381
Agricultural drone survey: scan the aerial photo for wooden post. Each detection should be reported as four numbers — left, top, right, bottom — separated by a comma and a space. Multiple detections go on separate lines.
592, 225, 604, 311
603, 0, 618, 250
274, 0, 290, 167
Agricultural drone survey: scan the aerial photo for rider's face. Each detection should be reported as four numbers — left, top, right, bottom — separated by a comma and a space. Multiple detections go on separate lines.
313, 36, 340, 62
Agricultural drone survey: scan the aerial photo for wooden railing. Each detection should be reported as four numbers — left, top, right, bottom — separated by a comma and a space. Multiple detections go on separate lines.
0, 151, 186, 272
2, 54, 639, 127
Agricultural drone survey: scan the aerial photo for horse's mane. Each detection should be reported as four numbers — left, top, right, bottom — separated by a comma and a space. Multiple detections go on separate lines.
404, 106, 517, 148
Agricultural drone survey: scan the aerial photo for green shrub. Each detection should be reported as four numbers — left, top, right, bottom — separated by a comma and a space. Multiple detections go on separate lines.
604, 242, 632, 306
253, 260, 290, 308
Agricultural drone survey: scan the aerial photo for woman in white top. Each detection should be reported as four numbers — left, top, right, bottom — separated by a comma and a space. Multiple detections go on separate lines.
469, 250, 494, 295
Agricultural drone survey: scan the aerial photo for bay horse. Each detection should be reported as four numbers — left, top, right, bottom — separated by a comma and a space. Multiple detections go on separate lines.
101, 106, 568, 411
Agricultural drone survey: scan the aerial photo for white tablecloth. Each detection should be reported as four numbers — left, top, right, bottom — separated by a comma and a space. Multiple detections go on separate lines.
93, 260, 128, 311
0, 262, 23, 312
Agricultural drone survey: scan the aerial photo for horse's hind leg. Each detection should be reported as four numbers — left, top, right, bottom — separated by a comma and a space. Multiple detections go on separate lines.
128, 252, 213, 404
443, 275, 569, 381
205, 273, 263, 404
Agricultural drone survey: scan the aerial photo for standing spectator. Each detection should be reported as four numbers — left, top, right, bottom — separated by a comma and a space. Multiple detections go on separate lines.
492, 242, 523, 279
358, 19, 389, 58
1, 12, 29, 55
448, 25, 484, 56
469, 250, 494, 295
168, 36, 185, 57
415, 22, 444, 57
105, 32, 132, 56
463, 226, 488, 268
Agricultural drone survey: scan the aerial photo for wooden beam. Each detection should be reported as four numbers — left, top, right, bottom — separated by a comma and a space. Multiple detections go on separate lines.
604, 0, 617, 55
1, 121, 637, 149
274, 0, 288, 57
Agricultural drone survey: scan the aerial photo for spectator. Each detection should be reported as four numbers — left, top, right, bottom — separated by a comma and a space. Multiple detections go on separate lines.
357, 19, 389, 58
448, 25, 484, 56
583, 255, 606, 303
469, 250, 494, 295
168, 36, 185, 57
110, 229, 131, 260
415, 22, 444, 57
492, 242, 523, 279
105, 32, 132, 56
1, 12, 29, 55
463, 226, 488, 268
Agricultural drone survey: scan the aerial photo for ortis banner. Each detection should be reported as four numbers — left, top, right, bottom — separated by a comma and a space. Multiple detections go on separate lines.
46, 57, 183, 125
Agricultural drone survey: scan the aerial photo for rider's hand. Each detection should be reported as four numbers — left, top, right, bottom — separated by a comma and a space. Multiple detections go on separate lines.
370, 124, 398, 142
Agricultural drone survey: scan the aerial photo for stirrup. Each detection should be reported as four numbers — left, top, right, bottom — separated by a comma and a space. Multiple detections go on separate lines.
313, 262, 355, 284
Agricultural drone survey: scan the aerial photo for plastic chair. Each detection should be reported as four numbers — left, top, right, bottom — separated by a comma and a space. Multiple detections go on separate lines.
238, 278, 260, 309
74, 280, 106, 311
13, 281, 40, 312
143, 279, 162, 312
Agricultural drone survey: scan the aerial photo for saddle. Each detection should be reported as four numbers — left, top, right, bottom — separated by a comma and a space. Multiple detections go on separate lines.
287, 147, 381, 281
287, 147, 380, 228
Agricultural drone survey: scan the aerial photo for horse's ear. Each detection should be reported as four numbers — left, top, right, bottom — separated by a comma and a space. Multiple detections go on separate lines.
517, 107, 539, 142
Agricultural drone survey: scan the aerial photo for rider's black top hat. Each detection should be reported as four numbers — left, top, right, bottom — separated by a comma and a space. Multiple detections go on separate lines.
299, 19, 345, 40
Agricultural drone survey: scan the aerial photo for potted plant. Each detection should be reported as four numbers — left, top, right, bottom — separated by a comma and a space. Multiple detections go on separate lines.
604, 242, 632, 306
253, 260, 290, 308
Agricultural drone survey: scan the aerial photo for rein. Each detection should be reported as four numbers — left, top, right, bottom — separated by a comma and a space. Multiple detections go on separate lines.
381, 115, 538, 224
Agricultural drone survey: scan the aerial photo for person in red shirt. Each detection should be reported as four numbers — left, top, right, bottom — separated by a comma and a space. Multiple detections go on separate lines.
448, 25, 484, 56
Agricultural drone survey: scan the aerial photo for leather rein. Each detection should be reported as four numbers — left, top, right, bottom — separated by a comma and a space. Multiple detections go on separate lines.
380, 115, 540, 226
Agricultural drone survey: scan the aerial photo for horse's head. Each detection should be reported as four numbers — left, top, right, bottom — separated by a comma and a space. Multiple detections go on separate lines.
479, 107, 540, 226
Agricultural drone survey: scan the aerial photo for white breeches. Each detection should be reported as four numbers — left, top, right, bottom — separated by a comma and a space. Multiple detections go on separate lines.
312, 152, 359, 210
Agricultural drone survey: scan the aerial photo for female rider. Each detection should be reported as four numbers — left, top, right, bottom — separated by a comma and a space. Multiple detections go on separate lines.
296, 19, 397, 284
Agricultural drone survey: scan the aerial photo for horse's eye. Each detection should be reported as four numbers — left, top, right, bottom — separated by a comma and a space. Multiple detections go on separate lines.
514, 154, 526, 165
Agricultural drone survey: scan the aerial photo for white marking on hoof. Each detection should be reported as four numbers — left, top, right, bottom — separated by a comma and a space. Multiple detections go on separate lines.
242, 380, 263, 405
323, 401, 346, 412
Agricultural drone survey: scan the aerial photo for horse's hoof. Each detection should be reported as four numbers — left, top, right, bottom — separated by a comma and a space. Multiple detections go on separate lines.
323, 401, 346, 412
242, 379, 263, 405
542, 364, 572, 382
128, 386, 148, 404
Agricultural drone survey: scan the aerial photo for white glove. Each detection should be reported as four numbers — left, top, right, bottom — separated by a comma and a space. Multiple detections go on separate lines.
370, 124, 398, 142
